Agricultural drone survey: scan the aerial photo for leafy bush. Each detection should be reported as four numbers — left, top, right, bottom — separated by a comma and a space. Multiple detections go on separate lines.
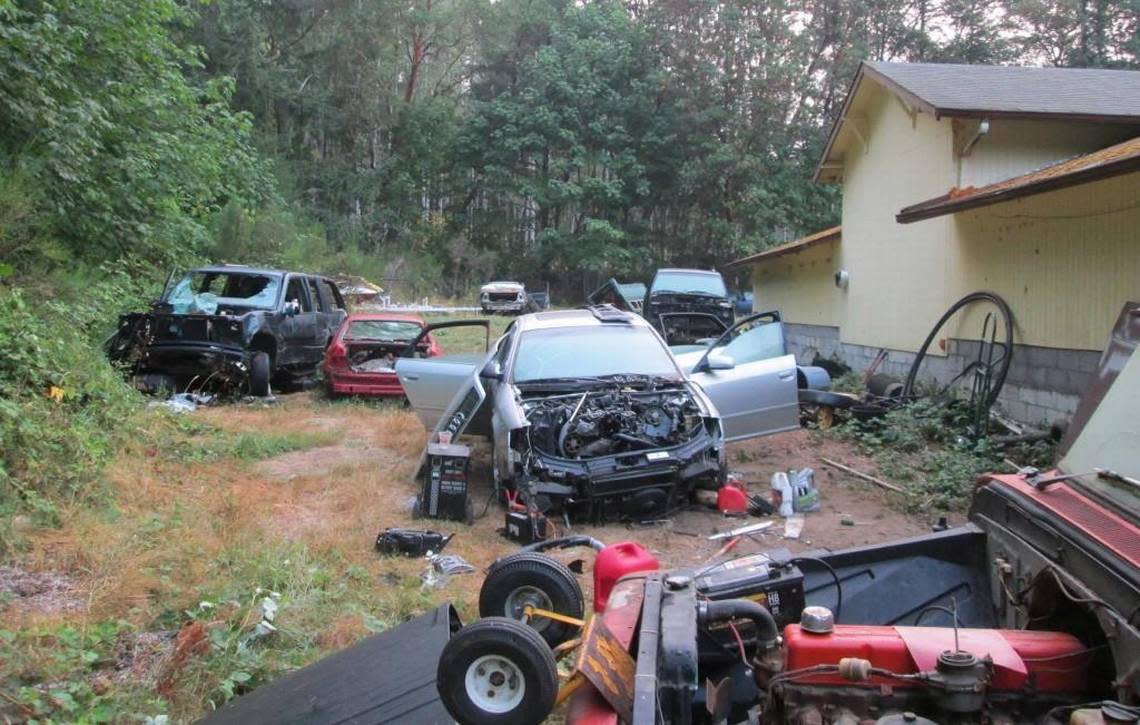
0, 259, 162, 534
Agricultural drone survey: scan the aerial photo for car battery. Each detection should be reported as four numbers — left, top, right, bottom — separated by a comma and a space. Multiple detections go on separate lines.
418, 442, 472, 522
504, 509, 548, 544
691, 550, 805, 657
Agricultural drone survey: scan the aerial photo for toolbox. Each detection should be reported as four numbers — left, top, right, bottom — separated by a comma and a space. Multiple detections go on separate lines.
418, 442, 472, 522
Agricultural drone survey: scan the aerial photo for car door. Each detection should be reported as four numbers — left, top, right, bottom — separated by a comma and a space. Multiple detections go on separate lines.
314, 278, 348, 348
395, 320, 493, 434
278, 275, 320, 367
685, 311, 800, 442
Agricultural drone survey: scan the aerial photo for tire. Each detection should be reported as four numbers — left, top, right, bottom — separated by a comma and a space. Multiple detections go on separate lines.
437, 617, 558, 725
479, 553, 584, 646
249, 352, 272, 397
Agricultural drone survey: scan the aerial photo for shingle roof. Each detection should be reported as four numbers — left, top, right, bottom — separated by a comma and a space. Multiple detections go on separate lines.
816, 61, 1140, 181
724, 226, 841, 268
865, 62, 1140, 121
897, 135, 1140, 223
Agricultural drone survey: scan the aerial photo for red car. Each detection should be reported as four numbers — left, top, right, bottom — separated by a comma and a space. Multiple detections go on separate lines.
322, 313, 441, 397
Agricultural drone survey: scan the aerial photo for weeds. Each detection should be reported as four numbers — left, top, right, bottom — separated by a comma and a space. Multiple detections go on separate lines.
833, 398, 1049, 512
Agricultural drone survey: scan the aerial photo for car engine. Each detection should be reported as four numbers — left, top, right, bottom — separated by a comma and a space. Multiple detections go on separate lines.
522, 389, 704, 459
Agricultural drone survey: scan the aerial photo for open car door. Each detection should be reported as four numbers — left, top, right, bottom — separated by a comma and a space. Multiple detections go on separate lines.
395, 320, 492, 434
684, 311, 800, 442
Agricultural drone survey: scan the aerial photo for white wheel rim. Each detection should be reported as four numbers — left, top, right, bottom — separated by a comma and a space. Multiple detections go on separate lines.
504, 585, 553, 629
464, 654, 525, 714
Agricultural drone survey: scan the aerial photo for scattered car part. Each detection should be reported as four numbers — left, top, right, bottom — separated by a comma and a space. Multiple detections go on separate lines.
374, 528, 453, 556
586, 278, 647, 313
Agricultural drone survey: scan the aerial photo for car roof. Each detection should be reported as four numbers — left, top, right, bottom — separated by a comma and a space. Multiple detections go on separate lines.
654, 268, 722, 276
512, 307, 653, 332
190, 265, 329, 279
345, 312, 425, 324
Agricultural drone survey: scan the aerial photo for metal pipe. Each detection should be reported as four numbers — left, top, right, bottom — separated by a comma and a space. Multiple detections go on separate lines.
961, 119, 990, 157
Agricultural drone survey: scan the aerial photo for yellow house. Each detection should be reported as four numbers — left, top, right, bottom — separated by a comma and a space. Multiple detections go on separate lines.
727, 62, 1140, 424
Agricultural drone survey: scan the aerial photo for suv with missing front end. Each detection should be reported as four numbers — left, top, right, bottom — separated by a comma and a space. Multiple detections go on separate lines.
107, 265, 346, 396
643, 268, 734, 344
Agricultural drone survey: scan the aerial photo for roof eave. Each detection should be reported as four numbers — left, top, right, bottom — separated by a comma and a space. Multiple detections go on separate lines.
897, 155, 1140, 224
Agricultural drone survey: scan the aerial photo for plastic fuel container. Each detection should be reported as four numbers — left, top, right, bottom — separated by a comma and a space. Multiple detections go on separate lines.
593, 541, 659, 612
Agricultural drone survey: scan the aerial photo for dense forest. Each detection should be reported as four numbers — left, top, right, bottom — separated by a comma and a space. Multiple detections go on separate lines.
0, 0, 1137, 516
3, 0, 1138, 298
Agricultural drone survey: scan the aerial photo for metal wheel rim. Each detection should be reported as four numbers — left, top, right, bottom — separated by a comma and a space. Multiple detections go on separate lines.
464, 654, 525, 714
505, 585, 553, 629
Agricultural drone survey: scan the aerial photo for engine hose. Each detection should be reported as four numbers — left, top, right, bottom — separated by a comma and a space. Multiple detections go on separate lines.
557, 392, 590, 457
614, 432, 657, 449
698, 598, 779, 650
520, 535, 606, 553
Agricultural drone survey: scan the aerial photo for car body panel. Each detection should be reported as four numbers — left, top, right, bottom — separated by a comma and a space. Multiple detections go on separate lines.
322, 313, 439, 397
400, 309, 800, 508
643, 268, 734, 344
107, 266, 346, 391
688, 352, 800, 441
479, 280, 528, 313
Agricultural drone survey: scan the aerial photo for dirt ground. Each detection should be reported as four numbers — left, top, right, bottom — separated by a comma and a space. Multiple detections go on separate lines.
214, 393, 945, 616
1, 390, 952, 720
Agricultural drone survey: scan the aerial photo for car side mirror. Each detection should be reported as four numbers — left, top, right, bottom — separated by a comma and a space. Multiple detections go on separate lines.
480, 359, 504, 381
706, 351, 735, 370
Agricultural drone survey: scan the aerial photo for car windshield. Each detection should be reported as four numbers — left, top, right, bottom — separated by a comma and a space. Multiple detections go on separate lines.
346, 320, 423, 341
651, 271, 726, 297
512, 326, 679, 382
165, 271, 281, 313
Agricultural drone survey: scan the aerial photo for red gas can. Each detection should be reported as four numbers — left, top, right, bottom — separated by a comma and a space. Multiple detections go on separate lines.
593, 541, 659, 612
717, 483, 750, 514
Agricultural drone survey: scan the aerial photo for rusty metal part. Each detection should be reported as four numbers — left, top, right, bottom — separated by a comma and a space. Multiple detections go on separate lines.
575, 617, 636, 723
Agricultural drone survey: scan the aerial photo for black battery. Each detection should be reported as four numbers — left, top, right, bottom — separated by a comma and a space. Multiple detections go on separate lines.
690, 550, 805, 660
418, 442, 472, 522
694, 550, 805, 626
504, 509, 548, 543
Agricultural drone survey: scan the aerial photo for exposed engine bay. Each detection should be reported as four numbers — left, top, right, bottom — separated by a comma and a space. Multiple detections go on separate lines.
522, 388, 704, 459
642, 550, 1126, 725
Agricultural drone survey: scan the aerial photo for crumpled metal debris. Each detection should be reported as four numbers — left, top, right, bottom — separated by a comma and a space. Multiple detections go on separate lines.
148, 392, 216, 413
420, 552, 474, 588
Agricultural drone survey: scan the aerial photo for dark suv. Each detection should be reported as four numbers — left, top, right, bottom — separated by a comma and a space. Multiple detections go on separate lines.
643, 268, 734, 344
107, 265, 347, 396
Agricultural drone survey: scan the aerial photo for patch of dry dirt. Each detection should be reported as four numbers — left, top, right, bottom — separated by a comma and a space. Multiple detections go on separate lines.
256, 443, 404, 481
0, 565, 87, 617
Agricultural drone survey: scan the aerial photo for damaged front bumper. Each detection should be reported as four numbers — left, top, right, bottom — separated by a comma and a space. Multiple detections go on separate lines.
522, 425, 723, 521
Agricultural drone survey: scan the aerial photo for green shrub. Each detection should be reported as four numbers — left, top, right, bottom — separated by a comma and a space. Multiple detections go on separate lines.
0, 260, 161, 533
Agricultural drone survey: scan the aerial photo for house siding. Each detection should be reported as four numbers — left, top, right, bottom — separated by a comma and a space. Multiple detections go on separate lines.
745, 83, 1140, 424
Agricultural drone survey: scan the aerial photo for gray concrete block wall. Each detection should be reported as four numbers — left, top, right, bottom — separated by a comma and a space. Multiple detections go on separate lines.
784, 323, 1096, 426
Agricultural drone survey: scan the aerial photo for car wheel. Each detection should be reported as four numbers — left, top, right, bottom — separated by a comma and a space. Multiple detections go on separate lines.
479, 553, 584, 646
437, 617, 558, 725
249, 352, 272, 397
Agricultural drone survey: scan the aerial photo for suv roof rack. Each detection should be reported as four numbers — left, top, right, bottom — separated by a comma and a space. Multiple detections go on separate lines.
586, 304, 633, 323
